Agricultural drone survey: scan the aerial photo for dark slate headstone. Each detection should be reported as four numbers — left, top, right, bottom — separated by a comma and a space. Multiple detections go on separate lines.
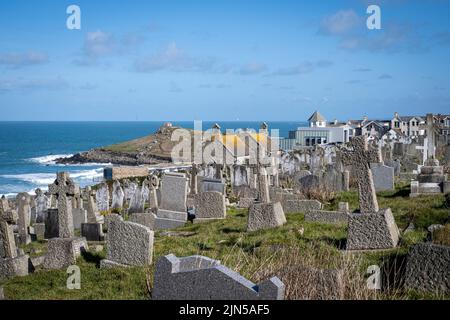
44, 209, 59, 239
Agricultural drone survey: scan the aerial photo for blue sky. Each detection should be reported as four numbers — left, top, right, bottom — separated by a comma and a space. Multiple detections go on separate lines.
0, 0, 449, 121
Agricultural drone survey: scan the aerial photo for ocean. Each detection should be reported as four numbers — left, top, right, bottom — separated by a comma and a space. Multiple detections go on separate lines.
0, 121, 305, 197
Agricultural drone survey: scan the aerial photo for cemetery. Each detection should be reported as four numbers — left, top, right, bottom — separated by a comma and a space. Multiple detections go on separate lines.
0, 125, 449, 300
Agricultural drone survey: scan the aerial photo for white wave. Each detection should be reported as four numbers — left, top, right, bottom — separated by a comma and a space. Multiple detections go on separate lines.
0, 168, 104, 187
0, 173, 57, 185
27, 154, 73, 165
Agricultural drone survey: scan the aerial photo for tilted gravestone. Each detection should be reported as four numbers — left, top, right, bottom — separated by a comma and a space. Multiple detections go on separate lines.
100, 216, 154, 268
339, 137, 400, 250
247, 202, 286, 232
153, 254, 285, 300
193, 191, 226, 223
0, 206, 29, 280
370, 163, 395, 191
43, 237, 88, 270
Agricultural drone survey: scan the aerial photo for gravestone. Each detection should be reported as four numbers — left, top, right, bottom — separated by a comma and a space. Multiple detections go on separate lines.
43, 237, 88, 270
82, 186, 104, 223
129, 212, 155, 230
148, 175, 159, 210
100, 216, 154, 268
34, 188, 48, 223
339, 137, 400, 250
0, 206, 29, 280
194, 191, 226, 223
339, 137, 381, 213
199, 177, 226, 194
153, 254, 285, 300
141, 178, 151, 206
16, 193, 31, 245
155, 173, 188, 229
96, 182, 110, 212
48, 172, 79, 238
123, 179, 138, 205
44, 209, 59, 239
128, 183, 145, 214
247, 202, 286, 232
81, 223, 104, 241
370, 163, 394, 191
111, 180, 124, 209
258, 167, 270, 203
72, 207, 87, 229
404, 243, 450, 295
282, 199, 322, 214
190, 164, 199, 195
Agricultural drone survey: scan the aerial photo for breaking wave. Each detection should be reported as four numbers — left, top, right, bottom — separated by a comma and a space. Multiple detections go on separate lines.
0, 168, 104, 196
27, 154, 73, 165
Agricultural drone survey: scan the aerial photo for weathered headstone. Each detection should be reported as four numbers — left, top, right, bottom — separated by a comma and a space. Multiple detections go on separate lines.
111, 180, 124, 209
16, 193, 31, 245
153, 254, 285, 300
194, 191, 226, 223
258, 167, 270, 203
82, 186, 104, 223
404, 243, 450, 295
370, 163, 394, 191
247, 202, 286, 232
34, 188, 48, 223
155, 173, 188, 229
96, 182, 110, 212
282, 199, 322, 214
128, 183, 145, 214
100, 216, 154, 268
43, 237, 88, 270
0, 206, 29, 280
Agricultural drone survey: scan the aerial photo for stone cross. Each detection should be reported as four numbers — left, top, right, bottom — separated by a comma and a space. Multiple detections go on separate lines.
190, 164, 199, 195
339, 136, 381, 213
0, 205, 18, 259
415, 137, 428, 165
48, 172, 79, 238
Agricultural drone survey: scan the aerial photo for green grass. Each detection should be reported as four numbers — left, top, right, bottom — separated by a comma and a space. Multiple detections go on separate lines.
1, 185, 448, 300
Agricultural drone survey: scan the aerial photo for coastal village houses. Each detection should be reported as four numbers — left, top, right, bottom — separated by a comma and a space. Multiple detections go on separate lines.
279, 111, 450, 151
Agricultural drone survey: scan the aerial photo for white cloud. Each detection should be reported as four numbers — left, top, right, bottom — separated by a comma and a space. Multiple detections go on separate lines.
239, 63, 267, 75
134, 42, 232, 74
0, 51, 48, 68
319, 10, 362, 36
